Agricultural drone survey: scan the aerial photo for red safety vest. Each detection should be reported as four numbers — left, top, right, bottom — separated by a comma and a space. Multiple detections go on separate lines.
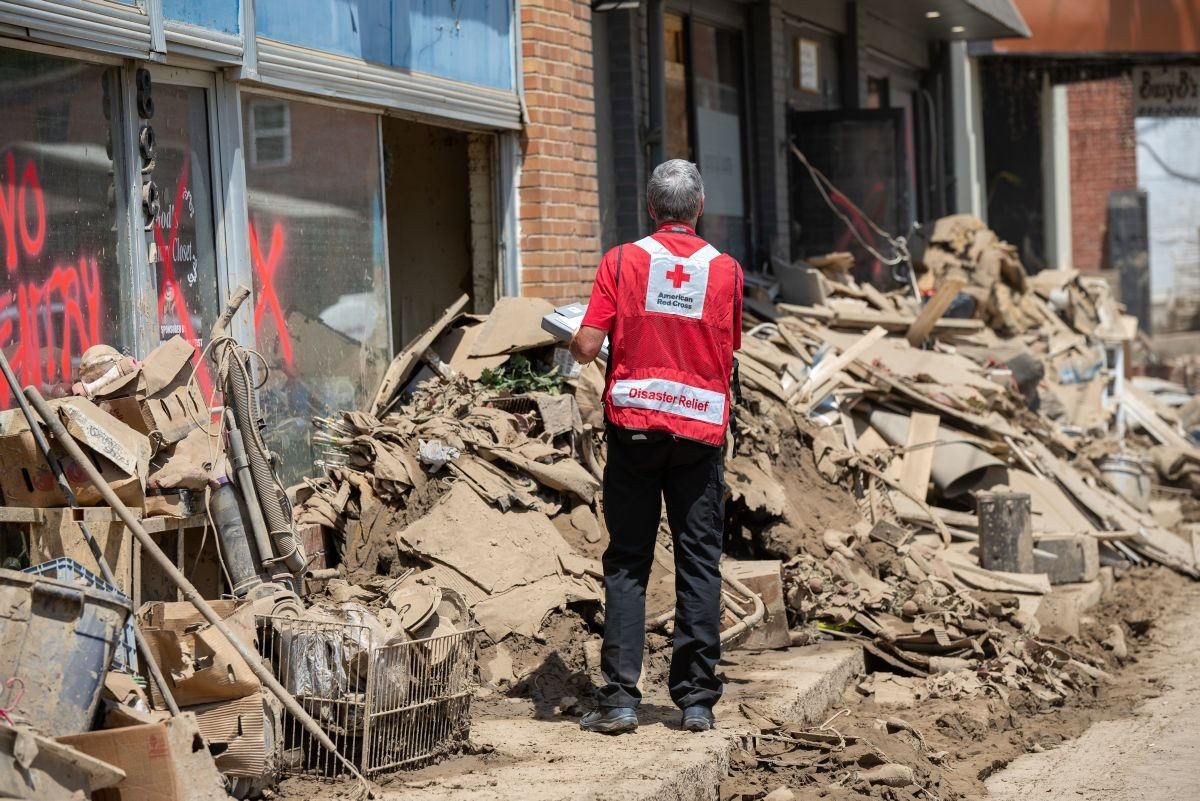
604, 231, 740, 446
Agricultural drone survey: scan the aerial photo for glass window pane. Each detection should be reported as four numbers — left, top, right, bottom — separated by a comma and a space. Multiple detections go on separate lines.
242, 96, 389, 485
0, 48, 125, 408
151, 83, 221, 400
664, 12, 691, 161
693, 23, 748, 264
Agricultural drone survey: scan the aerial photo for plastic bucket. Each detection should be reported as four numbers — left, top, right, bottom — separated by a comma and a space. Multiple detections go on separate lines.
0, 567, 132, 736
1099, 454, 1151, 512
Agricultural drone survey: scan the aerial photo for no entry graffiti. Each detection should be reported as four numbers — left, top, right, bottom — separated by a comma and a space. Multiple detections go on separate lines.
0, 154, 105, 408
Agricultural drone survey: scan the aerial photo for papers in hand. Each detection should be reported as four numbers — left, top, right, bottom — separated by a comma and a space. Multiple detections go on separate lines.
541, 303, 610, 361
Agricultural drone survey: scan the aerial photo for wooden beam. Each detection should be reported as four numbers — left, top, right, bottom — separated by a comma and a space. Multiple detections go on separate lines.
898, 412, 940, 502
370, 294, 469, 416
799, 325, 887, 402
906, 279, 965, 347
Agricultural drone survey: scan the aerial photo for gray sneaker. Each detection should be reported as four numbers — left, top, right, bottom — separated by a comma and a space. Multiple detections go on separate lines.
580, 707, 638, 734
681, 705, 715, 732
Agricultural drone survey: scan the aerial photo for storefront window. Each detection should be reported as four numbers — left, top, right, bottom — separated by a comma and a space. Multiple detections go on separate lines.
242, 95, 389, 484
692, 22, 748, 265
664, 13, 691, 161
0, 48, 126, 408
152, 82, 221, 399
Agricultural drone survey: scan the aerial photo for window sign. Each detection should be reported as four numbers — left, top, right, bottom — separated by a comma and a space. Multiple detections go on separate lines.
243, 96, 390, 484
796, 38, 820, 94
0, 49, 127, 408
1134, 66, 1200, 117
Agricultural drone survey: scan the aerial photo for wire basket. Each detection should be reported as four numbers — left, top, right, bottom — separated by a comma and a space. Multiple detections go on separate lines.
255, 615, 477, 777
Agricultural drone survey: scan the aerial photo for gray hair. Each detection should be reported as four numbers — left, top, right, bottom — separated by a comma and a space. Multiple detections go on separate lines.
646, 159, 704, 223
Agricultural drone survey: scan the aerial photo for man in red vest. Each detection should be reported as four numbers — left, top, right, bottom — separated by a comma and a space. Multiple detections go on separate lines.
570, 159, 743, 735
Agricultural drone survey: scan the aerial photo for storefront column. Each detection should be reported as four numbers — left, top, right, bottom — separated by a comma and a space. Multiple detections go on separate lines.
1041, 73, 1074, 271
949, 41, 987, 219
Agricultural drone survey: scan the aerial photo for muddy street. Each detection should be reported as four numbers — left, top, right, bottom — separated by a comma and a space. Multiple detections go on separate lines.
720, 567, 1198, 801
986, 578, 1200, 801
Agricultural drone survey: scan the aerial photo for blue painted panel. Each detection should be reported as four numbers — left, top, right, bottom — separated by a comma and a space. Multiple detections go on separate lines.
257, 0, 391, 62
393, 1, 511, 89
256, 0, 512, 90
164, 0, 240, 33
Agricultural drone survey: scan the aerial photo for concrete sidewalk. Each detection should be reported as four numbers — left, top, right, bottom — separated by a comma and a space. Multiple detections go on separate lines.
382, 643, 864, 801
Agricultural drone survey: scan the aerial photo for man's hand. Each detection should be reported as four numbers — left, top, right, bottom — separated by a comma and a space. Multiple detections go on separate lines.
570, 325, 607, 365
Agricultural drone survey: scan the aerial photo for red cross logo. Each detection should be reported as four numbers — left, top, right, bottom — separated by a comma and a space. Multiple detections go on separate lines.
665, 264, 691, 289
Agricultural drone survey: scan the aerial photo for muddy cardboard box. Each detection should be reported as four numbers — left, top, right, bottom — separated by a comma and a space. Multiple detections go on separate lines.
97, 336, 205, 445
138, 600, 261, 708
0, 397, 150, 508
58, 715, 228, 801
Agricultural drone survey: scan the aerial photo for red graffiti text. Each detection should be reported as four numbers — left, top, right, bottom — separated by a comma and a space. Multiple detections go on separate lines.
0, 257, 104, 408
0, 152, 46, 273
249, 220, 295, 375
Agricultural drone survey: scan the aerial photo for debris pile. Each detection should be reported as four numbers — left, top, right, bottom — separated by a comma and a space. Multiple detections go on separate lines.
2, 212, 1199, 798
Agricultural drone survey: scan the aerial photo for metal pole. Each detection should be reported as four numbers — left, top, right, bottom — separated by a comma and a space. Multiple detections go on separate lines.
23, 386, 370, 789
647, 0, 666, 170
0, 352, 180, 715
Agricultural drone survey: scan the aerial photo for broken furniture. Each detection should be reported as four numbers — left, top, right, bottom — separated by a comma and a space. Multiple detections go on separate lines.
0, 506, 213, 609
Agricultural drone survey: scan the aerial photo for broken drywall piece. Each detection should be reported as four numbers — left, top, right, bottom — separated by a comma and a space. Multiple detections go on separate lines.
472, 574, 599, 641
395, 482, 576, 596
469, 296, 557, 358
727, 455, 788, 518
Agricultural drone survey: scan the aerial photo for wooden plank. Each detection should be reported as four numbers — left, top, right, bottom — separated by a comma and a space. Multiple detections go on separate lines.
906, 280, 965, 347
898, 412, 940, 502
800, 325, 887, 401
1123, 389, 1196, 453
1024, 439, 1198, 576
777, 304, 984, 335
371, 293, 469, 416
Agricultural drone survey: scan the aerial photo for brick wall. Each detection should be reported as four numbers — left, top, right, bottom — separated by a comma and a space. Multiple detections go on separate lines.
519, 0, 602, 303
1067, 76, 1137, 273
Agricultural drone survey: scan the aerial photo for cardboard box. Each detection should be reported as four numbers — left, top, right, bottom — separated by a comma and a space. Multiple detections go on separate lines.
96, 336, 206, 446
138, 600, 261, 708
192, 693, 269, 780
58, 715, 228, 801
0, 397, 150, 508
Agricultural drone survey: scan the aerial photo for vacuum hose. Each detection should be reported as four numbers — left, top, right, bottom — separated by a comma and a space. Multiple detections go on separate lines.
210, 286, 306, 577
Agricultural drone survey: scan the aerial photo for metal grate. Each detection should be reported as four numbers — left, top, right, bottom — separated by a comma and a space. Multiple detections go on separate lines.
256, 615, 477, 777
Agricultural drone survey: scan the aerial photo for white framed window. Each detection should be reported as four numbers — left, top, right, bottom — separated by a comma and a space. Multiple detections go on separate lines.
248, 98, 291, 167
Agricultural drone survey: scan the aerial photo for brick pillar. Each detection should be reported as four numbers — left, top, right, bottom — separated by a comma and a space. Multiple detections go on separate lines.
1067, 76, 1137, 273
519, 0, 603, 303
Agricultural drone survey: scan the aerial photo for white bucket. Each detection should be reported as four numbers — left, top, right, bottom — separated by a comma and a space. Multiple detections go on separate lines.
1099, 454, 1151, 512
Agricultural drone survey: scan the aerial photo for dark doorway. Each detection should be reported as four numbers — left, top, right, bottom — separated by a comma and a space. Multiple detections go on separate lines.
788, 108, 908, 288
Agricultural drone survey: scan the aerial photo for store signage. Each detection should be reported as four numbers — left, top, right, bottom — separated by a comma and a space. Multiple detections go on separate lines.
796, 38, 820, 94
1133, 66, 1200, 117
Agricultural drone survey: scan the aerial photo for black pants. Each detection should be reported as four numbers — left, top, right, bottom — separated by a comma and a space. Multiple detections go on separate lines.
596, 425, 725, 710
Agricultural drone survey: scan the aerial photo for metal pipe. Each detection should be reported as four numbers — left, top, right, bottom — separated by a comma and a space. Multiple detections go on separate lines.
0, 352, 181, 716
224, 408, 274, 573
647, 0, 666, 170
210, 287, 304, 576
23, 386, 369, 789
